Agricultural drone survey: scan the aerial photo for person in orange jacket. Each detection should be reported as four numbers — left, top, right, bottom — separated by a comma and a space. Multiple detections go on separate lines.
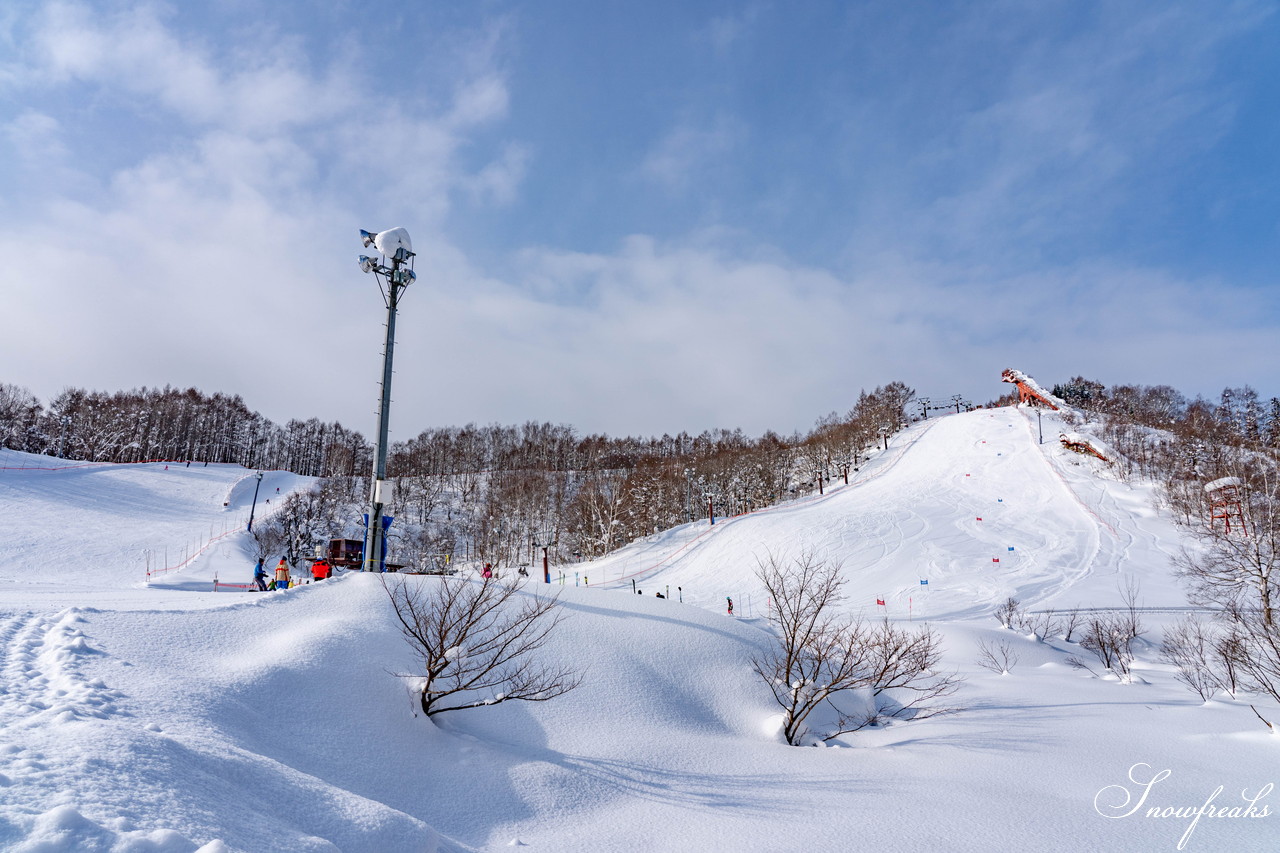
311, 558, 331, 581
274, 557, 291, 590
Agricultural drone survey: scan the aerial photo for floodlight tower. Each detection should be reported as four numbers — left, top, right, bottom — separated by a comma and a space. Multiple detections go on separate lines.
358, 227, 417, 571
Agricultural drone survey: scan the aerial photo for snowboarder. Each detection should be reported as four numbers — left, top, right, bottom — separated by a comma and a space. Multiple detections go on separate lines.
252, 558, 268, 591
726, 597, 734, 616
274, 557, 291, 590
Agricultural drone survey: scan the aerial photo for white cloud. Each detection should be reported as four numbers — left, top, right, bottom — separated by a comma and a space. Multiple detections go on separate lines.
641, 115, 742, 193
2, 1, 1276, 443
32, 1, 355, 131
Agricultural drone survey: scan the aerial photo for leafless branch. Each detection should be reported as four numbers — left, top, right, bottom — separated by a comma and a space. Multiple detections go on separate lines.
384, 574, 582, 718
752, 552, 961, 745
975, 638, 1020, 675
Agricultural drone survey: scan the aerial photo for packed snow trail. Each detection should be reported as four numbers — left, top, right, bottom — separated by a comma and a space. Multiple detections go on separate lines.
583, 407, 1186, 618
0, 449, 310, 593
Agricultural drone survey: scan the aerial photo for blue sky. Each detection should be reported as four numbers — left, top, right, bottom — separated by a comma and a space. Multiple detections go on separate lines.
2, 1, 1278, 438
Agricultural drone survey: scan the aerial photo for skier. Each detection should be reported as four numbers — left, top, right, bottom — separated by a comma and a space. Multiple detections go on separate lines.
482, 563, 493, 579
274, 557, 291, 590
252, 558, 268, 591
311, 558, 331, 582
726, 596, 734, 616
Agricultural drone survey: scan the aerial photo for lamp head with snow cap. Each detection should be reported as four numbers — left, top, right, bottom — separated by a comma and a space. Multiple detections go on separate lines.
358, 228, 415, 278
368, 227, 414, 261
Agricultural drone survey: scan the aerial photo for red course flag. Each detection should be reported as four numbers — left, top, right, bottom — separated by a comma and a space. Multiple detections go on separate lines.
876, 598, 885, 606
992, 558, 1000, 563
976, 517, 983, 521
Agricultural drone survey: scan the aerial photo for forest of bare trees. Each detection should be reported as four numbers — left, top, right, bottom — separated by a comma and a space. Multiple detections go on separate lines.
0, 383, 369, 477
1, 379, 918, 572
1047, 376, 1280, 729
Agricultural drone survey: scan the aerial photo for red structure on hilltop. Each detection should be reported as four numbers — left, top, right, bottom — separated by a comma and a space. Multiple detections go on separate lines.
1001, 368, 1060, 410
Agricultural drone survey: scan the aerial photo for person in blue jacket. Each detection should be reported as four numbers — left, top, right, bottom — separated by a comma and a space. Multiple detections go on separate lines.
252, 558, 268, 591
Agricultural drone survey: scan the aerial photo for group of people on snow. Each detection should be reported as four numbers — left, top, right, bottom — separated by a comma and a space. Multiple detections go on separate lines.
252, 556, 333, 591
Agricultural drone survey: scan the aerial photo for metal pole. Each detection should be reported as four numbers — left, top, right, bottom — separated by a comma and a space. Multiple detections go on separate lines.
366, 255, 402, 572
1037, 407, 1043, 445
685, 469, 693, 524
247, 471, 263, 532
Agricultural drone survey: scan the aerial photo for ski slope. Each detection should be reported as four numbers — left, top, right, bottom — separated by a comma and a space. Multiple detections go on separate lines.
0, 449, 310, 607
584, 406, 1188, 618
0, 411, 1275, 853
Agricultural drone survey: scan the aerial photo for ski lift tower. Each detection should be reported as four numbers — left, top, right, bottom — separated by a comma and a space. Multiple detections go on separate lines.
1204, 476, 1249, 536
358, 227, 416, 571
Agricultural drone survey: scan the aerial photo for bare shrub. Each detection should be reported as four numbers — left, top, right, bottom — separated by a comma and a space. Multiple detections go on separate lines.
1059, 607, 1084, 642
1119, 576, 1146, 641
385, 574, 581, 717
1160, 617, 1224, 701
753, 552, 960, 745
1072, 612, 1140, 681
975, 638, 1020, 675
994, 597, 1026, 631
1223, 602, 1280, 732
994, 597, 1061, 639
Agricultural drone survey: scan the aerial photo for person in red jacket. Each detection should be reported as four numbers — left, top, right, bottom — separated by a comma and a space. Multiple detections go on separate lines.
311, 559, 331, 581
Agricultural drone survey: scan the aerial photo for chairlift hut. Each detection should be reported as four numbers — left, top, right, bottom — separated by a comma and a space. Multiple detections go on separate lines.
1204, 476, 1249, 536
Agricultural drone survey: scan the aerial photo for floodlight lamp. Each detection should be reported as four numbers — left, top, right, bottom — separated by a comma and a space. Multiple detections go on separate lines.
394, 268, 416, 286
359, 255, 378, 274
360, 229, 377, 248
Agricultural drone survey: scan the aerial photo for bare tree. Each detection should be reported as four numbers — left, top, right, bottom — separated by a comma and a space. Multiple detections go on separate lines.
752, 552, 959, 745
385, 574, 581, 718
1059, 607, 1084, 642
993, 597, 1025, 631
1222, 602, 1280, 732
975, 638, 1020, 675
1069, 612, 1140, 682
1175, 470, 1279, 628
1119, 576, 1147, 642
1160, 617, 1224, 702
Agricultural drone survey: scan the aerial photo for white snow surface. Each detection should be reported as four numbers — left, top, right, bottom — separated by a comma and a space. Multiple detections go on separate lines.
0, 408, 1275, 852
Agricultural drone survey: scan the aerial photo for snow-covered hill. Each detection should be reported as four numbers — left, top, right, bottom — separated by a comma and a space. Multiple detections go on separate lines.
583, 405, 1189, 619
0, 409, 1274, 852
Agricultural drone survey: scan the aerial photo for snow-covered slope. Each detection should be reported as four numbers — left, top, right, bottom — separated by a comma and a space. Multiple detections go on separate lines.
0, 411, 1274, 853
583, 406, 1187, 618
